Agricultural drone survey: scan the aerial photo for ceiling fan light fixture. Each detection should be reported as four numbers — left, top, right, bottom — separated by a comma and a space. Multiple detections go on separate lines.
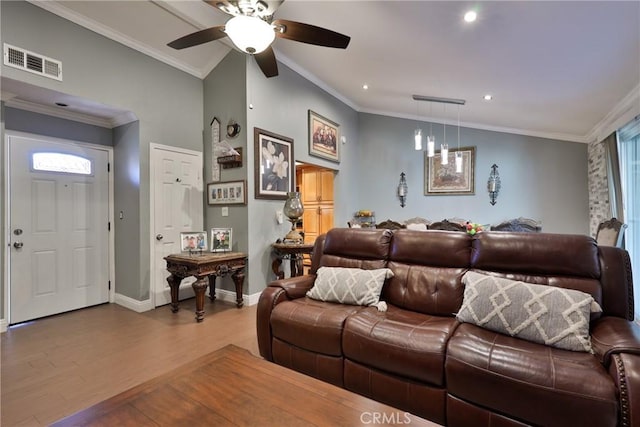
225, 15, 275, 54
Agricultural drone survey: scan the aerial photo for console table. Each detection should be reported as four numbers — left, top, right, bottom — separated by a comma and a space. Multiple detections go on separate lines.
164, 252, 247, 322
271, 242, 314, 279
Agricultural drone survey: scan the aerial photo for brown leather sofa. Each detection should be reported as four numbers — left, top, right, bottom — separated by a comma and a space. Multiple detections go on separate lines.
257, 228, 640, 427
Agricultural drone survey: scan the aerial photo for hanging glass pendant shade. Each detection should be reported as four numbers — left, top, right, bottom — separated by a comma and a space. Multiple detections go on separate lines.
414, 129, 423, 150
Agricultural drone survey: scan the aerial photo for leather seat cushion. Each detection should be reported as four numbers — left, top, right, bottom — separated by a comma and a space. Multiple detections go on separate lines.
446, 323, 618, 427
271, 297, 362, 356
343, 304, 459, 386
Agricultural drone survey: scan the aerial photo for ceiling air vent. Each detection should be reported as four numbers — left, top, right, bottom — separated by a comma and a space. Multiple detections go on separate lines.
3, 43, 62, 81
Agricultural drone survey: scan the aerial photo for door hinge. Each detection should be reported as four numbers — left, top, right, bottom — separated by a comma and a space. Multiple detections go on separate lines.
108, 280, 111, 290
108, 222, 111, 231
107, 163, 110, 172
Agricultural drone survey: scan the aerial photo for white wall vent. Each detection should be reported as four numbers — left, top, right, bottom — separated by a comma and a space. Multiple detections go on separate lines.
3, 43, 62, 81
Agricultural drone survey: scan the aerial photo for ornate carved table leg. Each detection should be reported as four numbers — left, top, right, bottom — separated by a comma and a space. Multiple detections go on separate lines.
272, 257, 284, 280
192, 276, 209, 322
231, 269, 245, 308
208, 275, 217, 301
166, 274, 182, 313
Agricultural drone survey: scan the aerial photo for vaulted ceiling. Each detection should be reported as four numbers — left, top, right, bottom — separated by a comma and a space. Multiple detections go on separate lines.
12, 1, 640, 142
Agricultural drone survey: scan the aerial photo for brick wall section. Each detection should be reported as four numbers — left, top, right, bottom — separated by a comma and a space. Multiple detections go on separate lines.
587, 139, 610, 237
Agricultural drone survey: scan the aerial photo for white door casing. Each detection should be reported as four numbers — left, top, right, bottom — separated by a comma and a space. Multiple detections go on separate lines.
7, 133, 112, 324
150, 144, 203, 307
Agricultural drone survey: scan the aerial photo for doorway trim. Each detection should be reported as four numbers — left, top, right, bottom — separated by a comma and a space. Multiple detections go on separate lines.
3, 130, 115, 330
148, 142, 203, 309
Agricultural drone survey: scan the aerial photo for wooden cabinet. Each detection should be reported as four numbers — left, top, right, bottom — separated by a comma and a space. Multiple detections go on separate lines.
299, 167, 334, 245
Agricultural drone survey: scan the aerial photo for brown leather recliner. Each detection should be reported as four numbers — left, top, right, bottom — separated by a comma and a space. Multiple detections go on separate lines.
257, 228, 640, 427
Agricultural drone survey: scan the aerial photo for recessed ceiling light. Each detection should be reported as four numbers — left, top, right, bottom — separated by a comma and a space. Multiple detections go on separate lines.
483, 94, 493, 101
362, 84, 369, 90
464, 11, 477, 23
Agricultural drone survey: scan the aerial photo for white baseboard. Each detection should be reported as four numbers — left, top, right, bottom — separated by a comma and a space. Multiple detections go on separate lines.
215, 289, 261, 306
0, 318, 7, 333
114, 293, 154, 313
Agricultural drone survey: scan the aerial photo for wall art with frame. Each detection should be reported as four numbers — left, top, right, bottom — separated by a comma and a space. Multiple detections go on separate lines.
424, 146, 476, 195
210, 228, 232, 252
308, 110, 340, 163
254, 127, 294, 200
207, 180, 246, 205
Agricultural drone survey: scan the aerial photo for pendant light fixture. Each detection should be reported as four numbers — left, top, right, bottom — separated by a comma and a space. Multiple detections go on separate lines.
427, 102, 435, 157
414, 100, 422, 151
411, 95, 465, 164
441, 104, 449, 165
455, 105, 463, 173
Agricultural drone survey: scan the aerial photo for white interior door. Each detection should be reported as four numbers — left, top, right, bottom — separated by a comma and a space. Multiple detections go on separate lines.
8, 134, 110, 324
151, 144, 203, 307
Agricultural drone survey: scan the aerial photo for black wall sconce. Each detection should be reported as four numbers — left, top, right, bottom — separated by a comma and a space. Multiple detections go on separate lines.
487, 164, 501, 205
398, 172, 408, 207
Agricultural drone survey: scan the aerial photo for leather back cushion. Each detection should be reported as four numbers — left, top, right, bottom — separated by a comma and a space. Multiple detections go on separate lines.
384, 230, 471, 315
319, 228, 392, 271
471, 232, 604, 309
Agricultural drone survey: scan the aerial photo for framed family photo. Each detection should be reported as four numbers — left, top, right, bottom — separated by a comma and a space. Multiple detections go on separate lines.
425, 146, 476, 195
210, 228, 232, 252
308, 110, 340, 163
207, 180, 246, 205
180, 231, 208, 252
254, 128, 294, 200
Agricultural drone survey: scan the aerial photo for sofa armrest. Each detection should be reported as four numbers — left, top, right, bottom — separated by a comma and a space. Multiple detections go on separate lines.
257, 275, 317, 361
591, 316, 640, 366
608, 353, 640, 427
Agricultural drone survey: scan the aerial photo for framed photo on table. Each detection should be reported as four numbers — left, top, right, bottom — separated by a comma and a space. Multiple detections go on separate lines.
207, 180, 246, 205
425, 146, 475, 195
180, 231, 208, 252
308, 110, 340, 163
210, 228, 232, 252
254, 128, 294, 200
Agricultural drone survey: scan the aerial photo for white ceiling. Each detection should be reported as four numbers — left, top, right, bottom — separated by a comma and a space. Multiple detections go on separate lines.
9, 0, 640, 142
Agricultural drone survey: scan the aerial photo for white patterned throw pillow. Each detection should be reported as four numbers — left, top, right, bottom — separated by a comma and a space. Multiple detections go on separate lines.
307, 267, 393, 311
457, 271, 602, 352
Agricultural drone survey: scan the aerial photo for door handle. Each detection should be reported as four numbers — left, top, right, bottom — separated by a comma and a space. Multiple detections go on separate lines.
156, 234, 163, 241
13, 241, 24, 249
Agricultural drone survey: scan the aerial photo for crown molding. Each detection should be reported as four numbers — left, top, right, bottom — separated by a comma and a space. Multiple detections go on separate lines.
5, 98, 137, 128
585, 83, 640, 143
28, 0, 207, 79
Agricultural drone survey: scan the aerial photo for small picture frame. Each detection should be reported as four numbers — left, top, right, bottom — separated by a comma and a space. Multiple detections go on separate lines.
210, 228, 232, 252
180, 231, 208, 253
207, 180, 246, 205
308, 110, 340, 163
425, 146, 476, 195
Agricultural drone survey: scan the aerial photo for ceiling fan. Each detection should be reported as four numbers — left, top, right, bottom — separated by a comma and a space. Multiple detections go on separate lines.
167, 0, 351, 78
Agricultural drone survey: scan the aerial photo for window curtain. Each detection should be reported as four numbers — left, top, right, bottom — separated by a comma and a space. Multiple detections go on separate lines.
603, 132, 623, 221
617, 117, 640, 321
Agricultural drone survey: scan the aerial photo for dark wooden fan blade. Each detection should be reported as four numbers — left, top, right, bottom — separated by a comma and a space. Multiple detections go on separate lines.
168, 26, 227, 49
254, 47, 278, 77
273, 19, 350, 49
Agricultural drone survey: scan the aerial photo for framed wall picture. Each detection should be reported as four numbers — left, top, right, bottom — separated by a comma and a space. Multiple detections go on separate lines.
308, 110, 340, 163
425, 146, 476, 195
210, 228, 232, 252
207, 180, 246, 205
254, 128, 294, 200
180, 231, 208, 252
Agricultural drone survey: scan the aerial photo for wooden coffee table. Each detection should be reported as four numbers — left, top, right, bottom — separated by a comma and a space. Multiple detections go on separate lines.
52, 345, 439, 426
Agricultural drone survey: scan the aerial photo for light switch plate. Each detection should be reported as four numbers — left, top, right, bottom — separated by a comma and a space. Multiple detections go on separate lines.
221, 207, 229, 217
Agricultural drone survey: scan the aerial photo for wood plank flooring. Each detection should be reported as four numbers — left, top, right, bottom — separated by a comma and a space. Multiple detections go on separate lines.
1, 299, 259, 426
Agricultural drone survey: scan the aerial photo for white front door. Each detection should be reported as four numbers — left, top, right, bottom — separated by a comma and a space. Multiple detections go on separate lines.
8, 134, 110, 324
150, 144, 203, 307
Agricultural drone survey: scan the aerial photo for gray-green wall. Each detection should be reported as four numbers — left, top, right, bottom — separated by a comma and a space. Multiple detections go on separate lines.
203, 52, 249, 294
1, 0, 203, 302
356, 113, 589, 234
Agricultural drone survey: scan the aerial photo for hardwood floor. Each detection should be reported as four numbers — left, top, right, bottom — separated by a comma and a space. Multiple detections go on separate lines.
1, 299, 259, 426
